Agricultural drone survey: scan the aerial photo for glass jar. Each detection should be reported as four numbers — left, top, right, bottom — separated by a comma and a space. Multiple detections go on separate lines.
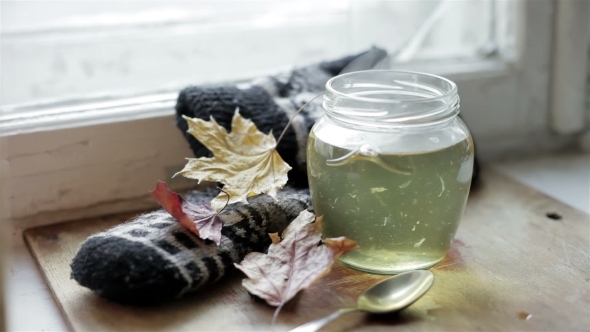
307, 70, 474, 274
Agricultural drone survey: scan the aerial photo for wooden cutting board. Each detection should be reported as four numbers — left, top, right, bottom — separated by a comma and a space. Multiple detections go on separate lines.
24, 169, 590, 331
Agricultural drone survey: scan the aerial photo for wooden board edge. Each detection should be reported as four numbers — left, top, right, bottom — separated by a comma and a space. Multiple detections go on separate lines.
23, 229, 75, 332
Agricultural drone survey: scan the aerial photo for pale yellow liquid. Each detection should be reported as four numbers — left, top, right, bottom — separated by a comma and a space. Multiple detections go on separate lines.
307, 132, 473, 274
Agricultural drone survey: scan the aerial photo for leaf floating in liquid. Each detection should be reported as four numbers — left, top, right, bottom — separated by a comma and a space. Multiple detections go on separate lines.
413, 238, 426, 248
399, 180, 412, 189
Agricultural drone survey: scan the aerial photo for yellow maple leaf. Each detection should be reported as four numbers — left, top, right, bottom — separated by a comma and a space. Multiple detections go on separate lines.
174, 110, 292, 210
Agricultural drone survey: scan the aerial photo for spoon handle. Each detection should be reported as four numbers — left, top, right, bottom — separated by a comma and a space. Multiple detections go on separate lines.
288, 307, 358, 332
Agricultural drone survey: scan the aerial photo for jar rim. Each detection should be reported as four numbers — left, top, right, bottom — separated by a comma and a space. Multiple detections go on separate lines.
325, 70, 458, 104
322, 70, 460, 128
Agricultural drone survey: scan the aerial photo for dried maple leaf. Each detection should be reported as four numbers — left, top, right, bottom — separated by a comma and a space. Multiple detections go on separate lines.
150, 181, 223, 245
234, 210, 358, 309
174, 110, 292, 211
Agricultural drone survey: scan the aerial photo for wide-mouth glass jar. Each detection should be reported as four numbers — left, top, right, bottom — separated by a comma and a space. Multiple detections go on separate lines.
307, 70, 474, 274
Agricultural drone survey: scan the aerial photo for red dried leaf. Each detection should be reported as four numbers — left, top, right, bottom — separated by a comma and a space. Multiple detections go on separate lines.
234, 210, 358, 307
150, 181, 223, 245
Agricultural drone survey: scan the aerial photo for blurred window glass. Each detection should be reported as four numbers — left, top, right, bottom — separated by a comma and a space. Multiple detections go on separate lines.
1, 0, 494, 108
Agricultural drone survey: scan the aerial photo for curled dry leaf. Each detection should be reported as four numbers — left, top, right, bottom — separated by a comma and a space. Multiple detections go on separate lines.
234, 210, 358, 307
174, 109, 292, 211
150, 181, 223, 245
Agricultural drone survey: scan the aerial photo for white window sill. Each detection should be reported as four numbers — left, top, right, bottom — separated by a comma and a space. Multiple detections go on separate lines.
493, 151, 590, 215
5, 151, 590, 332
5, 243, 69, 332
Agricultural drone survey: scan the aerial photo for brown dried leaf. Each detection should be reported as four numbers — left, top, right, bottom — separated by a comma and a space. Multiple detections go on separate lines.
234, 210, 358, 307
174, 109, 292, 210
150, 181, 223, 245
269, 233, 281, 245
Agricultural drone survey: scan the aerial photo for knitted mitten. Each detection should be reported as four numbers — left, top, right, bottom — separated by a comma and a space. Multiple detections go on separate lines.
70, 188, 310, 305
175, 47, 389, 187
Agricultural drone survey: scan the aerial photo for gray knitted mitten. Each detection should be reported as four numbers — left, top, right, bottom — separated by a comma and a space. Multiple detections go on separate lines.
71, 188, 310, 305
176, 47, 388, 187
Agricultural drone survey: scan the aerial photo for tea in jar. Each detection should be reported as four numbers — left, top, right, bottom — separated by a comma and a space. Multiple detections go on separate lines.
307, 70, 473, 274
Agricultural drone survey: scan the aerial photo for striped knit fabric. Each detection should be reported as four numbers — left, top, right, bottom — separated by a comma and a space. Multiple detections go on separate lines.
71, 189, 310, 305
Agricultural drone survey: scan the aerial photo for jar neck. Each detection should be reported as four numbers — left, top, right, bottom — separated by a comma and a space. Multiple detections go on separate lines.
323, 70, 460, 130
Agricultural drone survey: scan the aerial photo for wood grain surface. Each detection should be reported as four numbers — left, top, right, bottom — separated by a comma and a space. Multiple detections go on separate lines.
24, 169, 590, 331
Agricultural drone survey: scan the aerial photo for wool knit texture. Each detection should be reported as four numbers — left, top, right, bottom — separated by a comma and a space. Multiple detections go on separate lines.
71, 188, 310, 305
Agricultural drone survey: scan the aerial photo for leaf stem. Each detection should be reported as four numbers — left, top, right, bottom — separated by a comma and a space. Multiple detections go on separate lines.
216, 187, 230, 214
275, 91, 325, 146
271, 302, 285, 331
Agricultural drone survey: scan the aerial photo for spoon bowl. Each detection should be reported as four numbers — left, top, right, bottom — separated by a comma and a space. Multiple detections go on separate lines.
289, 270, 434, 332
357, 270, 434, 313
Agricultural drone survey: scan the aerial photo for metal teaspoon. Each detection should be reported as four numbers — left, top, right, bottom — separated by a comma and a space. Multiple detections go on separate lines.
288, 270, 434, 332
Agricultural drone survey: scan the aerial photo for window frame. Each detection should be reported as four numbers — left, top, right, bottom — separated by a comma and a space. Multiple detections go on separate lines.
1, 0, 587, 229
549, 0, 590, 135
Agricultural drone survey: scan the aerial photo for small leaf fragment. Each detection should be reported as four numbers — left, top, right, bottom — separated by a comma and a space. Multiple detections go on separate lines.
322, 236, 359, 255
399, 180, 412, 189
269, 233, 281, 245
150, 181, 223, 245
174, 110, 292, 210
234, 210, 358, 307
